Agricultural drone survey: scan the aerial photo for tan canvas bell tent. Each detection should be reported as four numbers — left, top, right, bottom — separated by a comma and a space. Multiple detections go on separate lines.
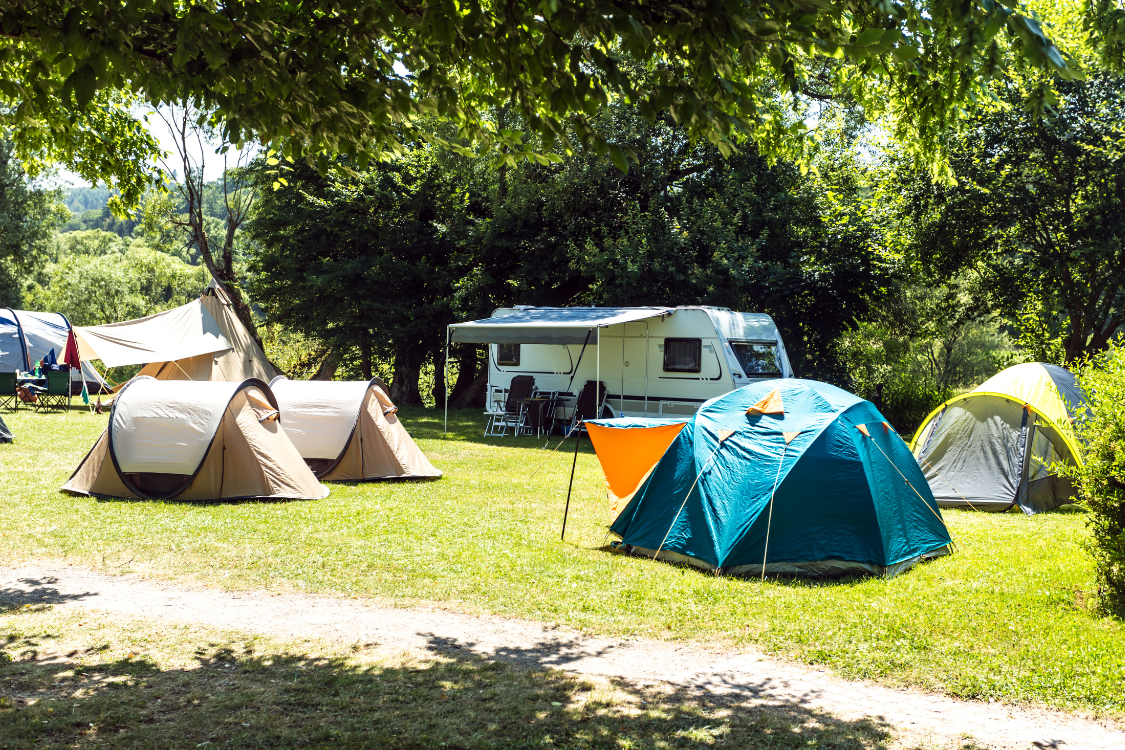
269, 376, 442, 481
63, 377, 328, 501
72, 280, 279, 384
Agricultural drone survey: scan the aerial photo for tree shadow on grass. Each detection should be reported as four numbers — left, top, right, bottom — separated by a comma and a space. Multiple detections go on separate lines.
0, 577, 97, 614
0, 628, 942, 750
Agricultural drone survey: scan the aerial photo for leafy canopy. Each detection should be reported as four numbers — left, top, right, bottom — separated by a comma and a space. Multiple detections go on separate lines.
889, 75, 1125, 363
1, 0, 1077, 191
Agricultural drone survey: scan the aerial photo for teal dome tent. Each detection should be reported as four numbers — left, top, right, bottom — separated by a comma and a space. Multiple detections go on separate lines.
609, 380, 952, 577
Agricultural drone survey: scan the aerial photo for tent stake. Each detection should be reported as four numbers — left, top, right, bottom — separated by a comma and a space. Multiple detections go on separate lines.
562, 425, 583, 541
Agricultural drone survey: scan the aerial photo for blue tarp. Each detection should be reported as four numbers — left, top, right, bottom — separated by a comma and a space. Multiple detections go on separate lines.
610, 379, 951, 576
0, 309, 108, 389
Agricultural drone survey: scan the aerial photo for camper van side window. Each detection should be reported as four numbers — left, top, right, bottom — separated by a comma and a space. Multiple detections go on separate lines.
663, 338, 702, 373
496, 343, 520, 367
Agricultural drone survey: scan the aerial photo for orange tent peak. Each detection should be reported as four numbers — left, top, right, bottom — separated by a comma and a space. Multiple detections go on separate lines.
746, 388, 784, 416
782, 430, 801, 444
717, 429, 736, 442
855, 424, 870, 437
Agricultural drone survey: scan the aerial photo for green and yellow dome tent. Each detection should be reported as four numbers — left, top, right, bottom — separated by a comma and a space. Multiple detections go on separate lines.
909, 363, 1089, 514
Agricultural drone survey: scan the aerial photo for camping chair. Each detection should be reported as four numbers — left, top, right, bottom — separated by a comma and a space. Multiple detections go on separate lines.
0, 372, 17, 412
485, 375, 535, 437
483, 383, 507, 435
523, 390, 559, 438
567, 380, 608, 435
35, 370, 71, 413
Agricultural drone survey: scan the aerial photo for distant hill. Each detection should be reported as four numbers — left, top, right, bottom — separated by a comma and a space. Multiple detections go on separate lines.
63, 186, 115, 215
60, 187, 137, 236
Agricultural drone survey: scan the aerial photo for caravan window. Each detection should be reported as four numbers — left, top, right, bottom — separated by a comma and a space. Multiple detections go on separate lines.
496, 343, 520, 366
663, 338, 702, 373
730, 342, 782, 378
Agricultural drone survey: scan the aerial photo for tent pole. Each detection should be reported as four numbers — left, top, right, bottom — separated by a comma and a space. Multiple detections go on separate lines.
760, 442, 790, 582
443, 327, 450, 436
562, 427, 582, 541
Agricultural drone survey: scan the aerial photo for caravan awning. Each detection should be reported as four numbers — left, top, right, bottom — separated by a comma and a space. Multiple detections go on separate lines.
449, 307, 674, 345
73, 299, 232, 368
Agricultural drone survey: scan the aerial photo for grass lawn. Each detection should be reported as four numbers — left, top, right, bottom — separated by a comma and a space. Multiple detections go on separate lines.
1, 406, 1123, 717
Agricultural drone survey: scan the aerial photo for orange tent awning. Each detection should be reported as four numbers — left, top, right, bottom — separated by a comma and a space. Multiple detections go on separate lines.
585, 420, 688, 514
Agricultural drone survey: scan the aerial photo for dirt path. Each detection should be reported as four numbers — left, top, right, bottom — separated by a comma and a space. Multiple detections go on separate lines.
1, 564, 1120, 750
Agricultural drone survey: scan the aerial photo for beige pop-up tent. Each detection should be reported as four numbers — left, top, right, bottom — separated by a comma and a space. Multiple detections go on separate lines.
63, 377, 328, 501
269, 376, 442, 482
72, 281, 278, 384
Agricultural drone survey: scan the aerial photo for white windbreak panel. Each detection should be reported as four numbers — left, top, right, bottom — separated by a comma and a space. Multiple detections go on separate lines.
112, 379, 241, 474
270, 379, 369, 460
73, 299, 231, 367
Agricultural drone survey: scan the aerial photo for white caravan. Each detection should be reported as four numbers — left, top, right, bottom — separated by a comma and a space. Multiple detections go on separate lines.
445, 306, 792, 428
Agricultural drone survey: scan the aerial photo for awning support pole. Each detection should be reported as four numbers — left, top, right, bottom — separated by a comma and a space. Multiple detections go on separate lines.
644, 322, 650, 416
444, 327, 450, 436
620, 323, 625, 416
562, 426, 583, 541
596, 326, 601, 418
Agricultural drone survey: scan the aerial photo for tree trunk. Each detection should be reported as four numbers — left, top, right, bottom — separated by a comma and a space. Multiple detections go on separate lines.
431, 345, 446, 406
312, 348, 343, 381
390, 346, 424, 406
360, 329, 372, 380
448, 344, 483, 406
450, 370, 488, 409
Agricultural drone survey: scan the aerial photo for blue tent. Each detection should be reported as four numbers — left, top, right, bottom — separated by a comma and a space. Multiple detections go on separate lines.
608, 380, 952, 577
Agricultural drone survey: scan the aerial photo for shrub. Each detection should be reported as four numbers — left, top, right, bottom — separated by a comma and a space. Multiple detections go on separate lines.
1068, 345, 1125, 616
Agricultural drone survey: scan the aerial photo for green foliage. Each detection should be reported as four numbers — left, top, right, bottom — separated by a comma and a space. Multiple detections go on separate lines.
463, 106, 891, 381
0, 0, 1077, 191
6, 90, 163, 209
248, 106, 896, 397
834, 269, 1017, 433
23, 244, 209, 326
50, 228, 132, 260
58, 204, 138, 236
61, 185, 117, 214
248, 140, 481, 404
1013, 300, 1069, 366
0, 139, 70, 306
1067, 345, 1125, 616
837, 318, 1014, 435
889, 75, 1125, 363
